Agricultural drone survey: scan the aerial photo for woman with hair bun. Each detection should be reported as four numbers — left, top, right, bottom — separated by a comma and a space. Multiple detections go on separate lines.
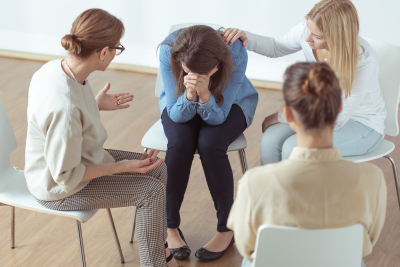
25, 8, 180, 267
224, 0, 386, 164
228, 62, 387, 267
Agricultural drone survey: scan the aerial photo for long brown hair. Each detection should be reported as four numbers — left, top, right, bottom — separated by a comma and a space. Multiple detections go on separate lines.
283, 62, 342, 131
61, 8, 125, 58
161, 25, 234, 106
305, 0, 363, 98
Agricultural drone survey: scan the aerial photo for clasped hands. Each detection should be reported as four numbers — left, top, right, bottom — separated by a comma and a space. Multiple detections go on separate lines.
184, 67, 218, 104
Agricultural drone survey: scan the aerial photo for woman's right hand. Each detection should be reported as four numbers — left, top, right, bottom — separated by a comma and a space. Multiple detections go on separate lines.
222, 28, 249, 47
185, 85, 198, 101
262, 112, 279, 133
122, 149, 164, 174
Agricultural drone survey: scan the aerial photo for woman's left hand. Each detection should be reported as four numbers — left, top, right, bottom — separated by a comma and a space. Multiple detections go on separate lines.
184, 68, 218, 104
96, 82, 134, 111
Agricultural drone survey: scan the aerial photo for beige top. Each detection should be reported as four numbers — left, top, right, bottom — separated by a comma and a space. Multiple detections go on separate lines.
227, 147, 387, 262
25, 59, 115, 201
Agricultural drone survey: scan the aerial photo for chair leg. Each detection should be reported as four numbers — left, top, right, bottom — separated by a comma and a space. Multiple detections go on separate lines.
11, 206, 15, 249
130, 207, 138, 243
76, 220, 87, 267
384, 155, 400, 210
238, 149, 248, 174
106, 209, 125, 263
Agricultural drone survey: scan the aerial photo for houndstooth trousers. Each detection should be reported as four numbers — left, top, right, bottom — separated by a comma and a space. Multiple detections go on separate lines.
35, 149, 168, 267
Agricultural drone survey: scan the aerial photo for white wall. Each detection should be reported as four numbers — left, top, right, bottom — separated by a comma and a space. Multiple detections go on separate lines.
1, 0, 399, 82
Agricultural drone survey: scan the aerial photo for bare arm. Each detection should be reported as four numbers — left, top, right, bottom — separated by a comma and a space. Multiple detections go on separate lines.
81, 150, 163, 183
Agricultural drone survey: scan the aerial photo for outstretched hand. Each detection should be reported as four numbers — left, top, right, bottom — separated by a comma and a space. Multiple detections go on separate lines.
96, 82, 134, 111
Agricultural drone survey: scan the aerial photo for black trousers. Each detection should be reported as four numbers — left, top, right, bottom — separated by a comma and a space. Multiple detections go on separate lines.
162, 104, 247, 232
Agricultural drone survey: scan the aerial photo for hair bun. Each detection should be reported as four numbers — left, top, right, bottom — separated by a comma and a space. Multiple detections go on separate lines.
302, 64, 334, 99
61, 33, 83, 55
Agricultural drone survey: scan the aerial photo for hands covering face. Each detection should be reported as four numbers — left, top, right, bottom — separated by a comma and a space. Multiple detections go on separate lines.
183, 66, 218, 104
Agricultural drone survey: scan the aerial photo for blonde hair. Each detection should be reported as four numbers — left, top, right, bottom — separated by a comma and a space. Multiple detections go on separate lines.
305, 0, 364, 98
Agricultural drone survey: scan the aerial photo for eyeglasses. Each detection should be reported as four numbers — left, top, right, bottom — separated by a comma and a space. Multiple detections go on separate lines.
97, 44, 125, 56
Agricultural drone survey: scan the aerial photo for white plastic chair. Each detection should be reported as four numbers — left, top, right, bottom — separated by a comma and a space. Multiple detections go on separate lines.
0, 98, 125, 267
129, 23, 249, 243
343, 38, 400, 210
252, 224, 364, 267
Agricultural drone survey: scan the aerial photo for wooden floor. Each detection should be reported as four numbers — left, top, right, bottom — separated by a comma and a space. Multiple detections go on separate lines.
0, 57, 399, 267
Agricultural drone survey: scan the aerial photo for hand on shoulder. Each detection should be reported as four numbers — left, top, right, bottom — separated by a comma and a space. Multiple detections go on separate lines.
222, 28, 248, 47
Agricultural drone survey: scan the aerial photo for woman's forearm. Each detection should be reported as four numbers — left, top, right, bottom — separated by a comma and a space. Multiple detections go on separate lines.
81, 161, 128, 182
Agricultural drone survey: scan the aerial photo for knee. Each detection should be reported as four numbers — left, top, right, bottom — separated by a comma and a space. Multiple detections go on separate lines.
151, 159, 167, 187
198, 137, 224, 156
167, 135, 196, 155
260, 127, 280, 151
282, 136, 297, 160
158, 160, 168, 187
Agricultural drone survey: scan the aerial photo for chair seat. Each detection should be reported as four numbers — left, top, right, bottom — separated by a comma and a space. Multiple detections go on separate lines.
141, 119, 247, 152
343, 139, 395, 163
0, 167, 98, 222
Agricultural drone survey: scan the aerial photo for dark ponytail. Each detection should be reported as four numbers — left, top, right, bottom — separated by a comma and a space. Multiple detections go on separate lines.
283, 62, 342, 131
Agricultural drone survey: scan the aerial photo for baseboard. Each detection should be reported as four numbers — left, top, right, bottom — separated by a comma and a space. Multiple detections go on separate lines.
0, 49, 282, 90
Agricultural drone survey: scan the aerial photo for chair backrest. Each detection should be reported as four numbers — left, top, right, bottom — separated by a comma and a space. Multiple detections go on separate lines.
253, 224, 364, 267
0, 97, 17, 175
363, 38, 400, 136
155, 23, 223, 98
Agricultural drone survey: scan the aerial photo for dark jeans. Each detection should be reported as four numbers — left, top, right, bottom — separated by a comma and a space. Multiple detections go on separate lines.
162, 104, 247, 232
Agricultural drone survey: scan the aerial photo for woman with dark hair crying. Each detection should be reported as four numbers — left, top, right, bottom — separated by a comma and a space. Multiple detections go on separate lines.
158, 25, 259, 261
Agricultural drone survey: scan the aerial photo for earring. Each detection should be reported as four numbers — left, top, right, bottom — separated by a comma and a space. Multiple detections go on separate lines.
102, 59, 105, 62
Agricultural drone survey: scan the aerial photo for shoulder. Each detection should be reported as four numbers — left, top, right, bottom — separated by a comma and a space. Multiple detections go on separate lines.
160, 30, 180, 57
242, 161, 289, 186
228, 39, 248, 65
358, 37, 379, 67
29, 60, 74, 112
358, 162, 384, 181
31, 59, 67, 88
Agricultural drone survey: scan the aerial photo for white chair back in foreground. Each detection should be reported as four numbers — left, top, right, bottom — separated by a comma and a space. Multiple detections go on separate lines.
253, 224, 364, 267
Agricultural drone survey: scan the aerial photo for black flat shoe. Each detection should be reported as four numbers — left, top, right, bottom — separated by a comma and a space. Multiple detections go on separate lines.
169, 228, 191, 260
165, 242, 183, 267
195, 237, 235, 262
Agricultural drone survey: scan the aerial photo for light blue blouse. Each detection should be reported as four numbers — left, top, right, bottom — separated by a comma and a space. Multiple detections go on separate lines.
158, 29, 259, 127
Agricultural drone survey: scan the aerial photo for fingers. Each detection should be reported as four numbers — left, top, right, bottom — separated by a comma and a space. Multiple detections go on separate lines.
116, 94, 134, 105
223, 28, 247, 46
224, 28, 239, 45
102, 82, 111, 93
148, 149, 156, 159
222, 28, 235, 43
149, 150, 159, 161
116, 104, 130, 109
140, 158, 164, 173
141, 151, 148, 160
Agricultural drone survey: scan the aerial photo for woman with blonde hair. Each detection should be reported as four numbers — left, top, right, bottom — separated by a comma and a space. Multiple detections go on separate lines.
223, 0, 386, 164
25, 8, 180, 267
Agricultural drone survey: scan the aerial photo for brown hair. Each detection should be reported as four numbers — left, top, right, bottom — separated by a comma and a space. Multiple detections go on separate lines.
61, 8, 125, 58
283, 62, 342, 131
161, 25, 234, 106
